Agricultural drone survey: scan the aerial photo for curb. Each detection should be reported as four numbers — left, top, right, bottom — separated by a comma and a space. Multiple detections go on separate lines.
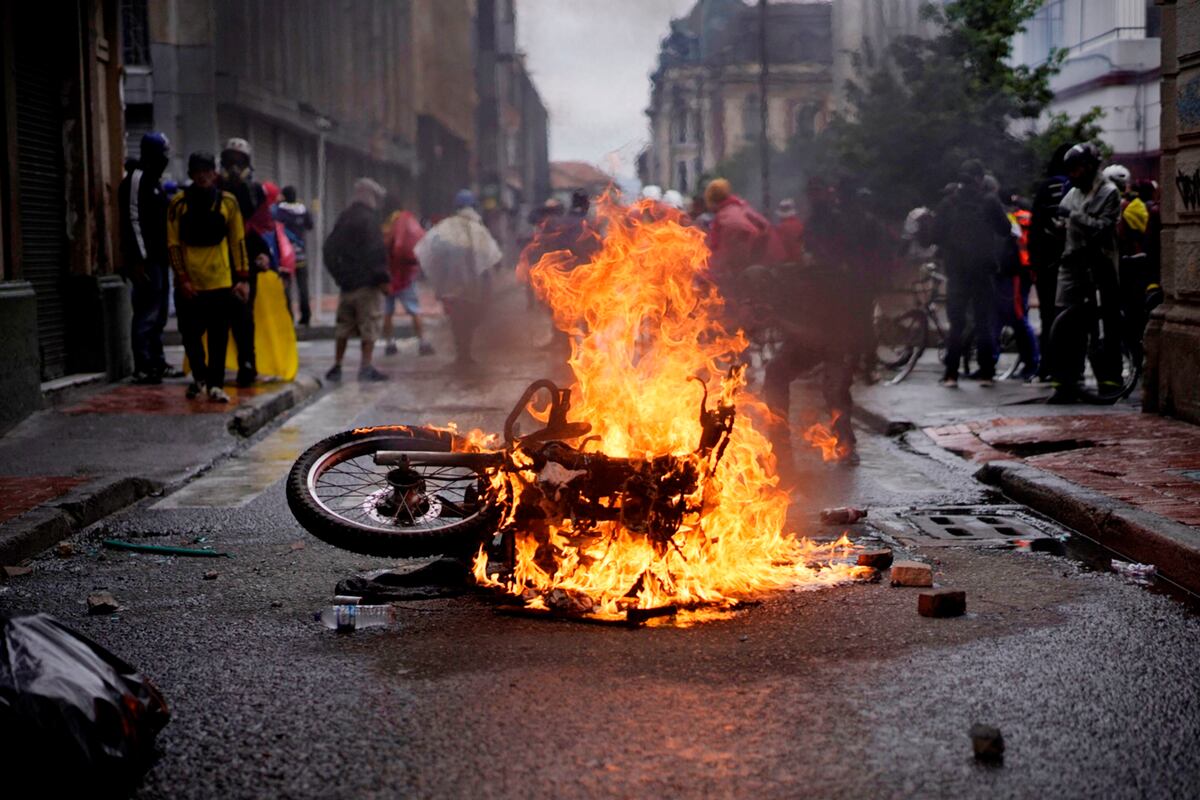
229, 373, 322, 437
1, 375, 322, 565
976, 460, 1200, 596
0, 476, 160, 565
853, 401, 915, 437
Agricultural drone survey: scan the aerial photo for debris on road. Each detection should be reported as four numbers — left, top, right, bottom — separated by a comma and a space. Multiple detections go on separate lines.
2, 565, 33, 579
0, 613, 169, 794
890, 560, 933, 587
102, 539, 230, 558
1111, 560, 1157, 583
917, 589, 966, 618
56, 542, 76, 558
856, 548, 893, 569
820, 506, 868, 525
335, 558, 473, 602
289, 541, 306, 551
203, 571, 219, 580
87, 591, 120, 615
315, 604, 396, 632
970, 723, 1005, 764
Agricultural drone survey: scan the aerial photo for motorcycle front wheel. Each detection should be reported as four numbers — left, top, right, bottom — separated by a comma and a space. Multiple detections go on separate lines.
286, 426, 499, 558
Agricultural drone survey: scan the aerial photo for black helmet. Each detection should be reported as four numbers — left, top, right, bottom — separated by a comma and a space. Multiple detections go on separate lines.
187, 151, 217, 174
1063, 142, 1101, 172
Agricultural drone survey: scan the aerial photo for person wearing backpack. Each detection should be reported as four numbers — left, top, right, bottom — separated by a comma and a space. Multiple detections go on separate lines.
166, 152, 250, 403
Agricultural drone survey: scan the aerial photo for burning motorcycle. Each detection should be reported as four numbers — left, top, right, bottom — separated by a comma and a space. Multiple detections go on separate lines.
286, 376, 736, 576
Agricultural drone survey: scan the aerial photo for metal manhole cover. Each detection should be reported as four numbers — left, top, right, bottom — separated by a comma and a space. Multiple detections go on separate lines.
867, 505, 1063, 548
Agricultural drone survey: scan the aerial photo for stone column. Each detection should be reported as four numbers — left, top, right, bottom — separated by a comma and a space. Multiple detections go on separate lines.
147, 0, 218, 182
1144, 1, 1200, 424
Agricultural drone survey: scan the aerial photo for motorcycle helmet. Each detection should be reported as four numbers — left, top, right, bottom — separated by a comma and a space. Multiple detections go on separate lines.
639, 184, 663, 202
1103, 164, 1131, 191
662, 189, 685, 210
1063, 142, 1101, 174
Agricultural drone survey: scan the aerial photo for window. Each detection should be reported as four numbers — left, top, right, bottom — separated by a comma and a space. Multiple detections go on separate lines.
677, 161, 689, 194
1146, 0, 1162, 38
120, 0, 151, 67
673, 106, 689, 144
742, 93, 761, 142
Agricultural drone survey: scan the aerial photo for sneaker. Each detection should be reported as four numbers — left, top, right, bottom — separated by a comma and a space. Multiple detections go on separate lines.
236, 368, 256, 388
208, 385, 231, 403
418, 340, 435, 356
358, 365, 389, 382
384, 341, 399, 356
979, 378, 995, 388
185, 381, 205, 399
131, 370, 162, 385
161, 364, 186, 379
940, 377, 959, 388
325, 364, 343, 382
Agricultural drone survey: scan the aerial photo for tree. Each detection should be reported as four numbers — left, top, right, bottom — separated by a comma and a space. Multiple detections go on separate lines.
820, 0, 1105, 219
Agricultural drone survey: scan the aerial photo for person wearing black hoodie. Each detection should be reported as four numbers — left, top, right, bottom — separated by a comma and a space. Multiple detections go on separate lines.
119, 132, 179, 383
218, 137, 269, 386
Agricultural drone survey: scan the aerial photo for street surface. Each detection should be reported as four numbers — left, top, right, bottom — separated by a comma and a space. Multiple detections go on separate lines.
3, 291, 1198, 799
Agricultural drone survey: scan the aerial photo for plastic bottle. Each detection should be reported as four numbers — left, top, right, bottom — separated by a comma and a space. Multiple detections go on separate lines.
315, 604, 396, 632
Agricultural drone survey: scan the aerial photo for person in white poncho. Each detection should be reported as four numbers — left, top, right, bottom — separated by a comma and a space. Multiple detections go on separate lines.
414, 189, 503, 366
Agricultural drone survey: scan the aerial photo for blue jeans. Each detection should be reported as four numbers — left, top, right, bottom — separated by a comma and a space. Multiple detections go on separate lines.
995, 273, 1039, 374
130, 263, 169, 374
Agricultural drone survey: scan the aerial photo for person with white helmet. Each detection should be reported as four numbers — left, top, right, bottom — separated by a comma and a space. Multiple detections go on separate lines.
639, 184, 663, 202
1102, 164, 1131, 193
661, 189, 685, 210
218, 137, 270, 386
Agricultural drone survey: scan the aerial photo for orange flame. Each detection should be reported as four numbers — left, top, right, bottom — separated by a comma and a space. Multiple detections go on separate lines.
480, 196, 866, 619
803, 412, 853, 463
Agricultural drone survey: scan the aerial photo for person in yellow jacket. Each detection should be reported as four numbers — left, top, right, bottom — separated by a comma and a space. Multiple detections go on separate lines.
167, 152, 250, 403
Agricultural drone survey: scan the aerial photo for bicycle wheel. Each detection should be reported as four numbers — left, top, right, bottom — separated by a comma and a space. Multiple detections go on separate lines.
875, 309, 927, 383
1077, 338, 1141, 404
286, 426, 499, 558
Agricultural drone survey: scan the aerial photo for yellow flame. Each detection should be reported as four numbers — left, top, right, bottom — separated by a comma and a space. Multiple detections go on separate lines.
485, 196, 864, 619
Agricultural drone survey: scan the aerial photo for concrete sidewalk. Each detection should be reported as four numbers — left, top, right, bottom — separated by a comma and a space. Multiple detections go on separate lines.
853, 356, 1200, 594
0, 371, 320, 565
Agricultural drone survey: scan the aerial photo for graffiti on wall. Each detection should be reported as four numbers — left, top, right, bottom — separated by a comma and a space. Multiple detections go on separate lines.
1180, 166, 1200, 212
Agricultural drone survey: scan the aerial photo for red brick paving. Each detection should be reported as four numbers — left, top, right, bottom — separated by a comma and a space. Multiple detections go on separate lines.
0, 476, 89, 523
63, 383, 268, 415
925, 414, 1200, 527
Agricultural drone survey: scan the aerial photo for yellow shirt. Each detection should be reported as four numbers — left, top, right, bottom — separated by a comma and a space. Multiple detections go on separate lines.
1122, 197, 1149, 234
167, 190, 248, 291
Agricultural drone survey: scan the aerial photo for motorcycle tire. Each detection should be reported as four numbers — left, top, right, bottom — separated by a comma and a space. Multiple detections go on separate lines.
286, 425, 499, 558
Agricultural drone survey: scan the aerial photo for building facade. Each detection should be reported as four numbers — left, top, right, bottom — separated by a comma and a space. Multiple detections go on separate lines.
475, 0, 551, 257
1144, 0, 1200, 424
642, 0, 834, 196
0, 1, 127, 431
1012, 0, 1164, 179
830, 0, 941, 109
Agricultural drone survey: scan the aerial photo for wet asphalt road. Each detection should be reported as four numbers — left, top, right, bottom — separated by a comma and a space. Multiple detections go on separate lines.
3, 301, 1199, 799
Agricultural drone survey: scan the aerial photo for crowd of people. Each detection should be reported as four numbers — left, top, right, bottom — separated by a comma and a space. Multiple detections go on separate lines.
119, 131, 1161, 469
119, 131, 507, 395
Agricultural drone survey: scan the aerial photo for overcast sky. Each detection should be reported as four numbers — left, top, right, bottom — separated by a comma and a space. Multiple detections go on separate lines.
515, 0, 697, 179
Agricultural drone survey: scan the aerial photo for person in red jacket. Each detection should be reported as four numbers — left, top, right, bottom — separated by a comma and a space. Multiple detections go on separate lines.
775, 198, 805, 264
382, 198, 432, 356
705, 178, 785, 290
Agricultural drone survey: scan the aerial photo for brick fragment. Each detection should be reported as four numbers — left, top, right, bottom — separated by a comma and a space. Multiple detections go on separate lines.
918, 588, 966, 617
970, 724, 1005, 763
890, 560, 932, 587
87, 591, 119, 615
856, 549, 893, 569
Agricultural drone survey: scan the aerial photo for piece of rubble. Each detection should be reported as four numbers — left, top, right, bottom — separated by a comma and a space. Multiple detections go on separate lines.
918, 588, 965, 617
970, 724, 1004, 763
87, 591, 119, 615
820, 506, 867, 525
856, 548, 893, 569
2, 565, 33, 579
203, 571, 219, 580
890, 560, 933, 587
55, 542, 75, 558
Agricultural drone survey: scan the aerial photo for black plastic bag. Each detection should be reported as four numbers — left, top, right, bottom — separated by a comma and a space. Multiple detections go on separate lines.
0, 613, 169, 796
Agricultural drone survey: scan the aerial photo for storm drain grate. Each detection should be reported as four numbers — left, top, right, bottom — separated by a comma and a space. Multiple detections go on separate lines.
867, 505, 1063, 548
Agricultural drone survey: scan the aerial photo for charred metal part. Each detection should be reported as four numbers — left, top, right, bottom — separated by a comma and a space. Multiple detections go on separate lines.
504, 379, 592, 446
626, 605, 678, 624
